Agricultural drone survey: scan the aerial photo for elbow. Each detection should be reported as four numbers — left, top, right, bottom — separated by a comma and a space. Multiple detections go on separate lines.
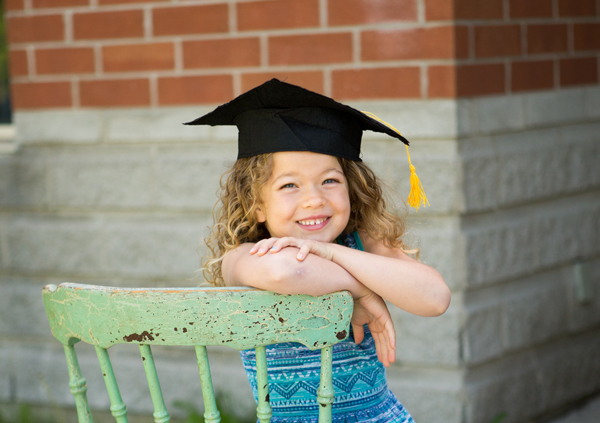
429, 278, 451, 317
418, 270, 451, 317
432, 285, 451, 316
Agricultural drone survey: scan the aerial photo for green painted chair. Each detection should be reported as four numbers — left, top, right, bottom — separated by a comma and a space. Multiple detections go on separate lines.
43, 283, 353, 423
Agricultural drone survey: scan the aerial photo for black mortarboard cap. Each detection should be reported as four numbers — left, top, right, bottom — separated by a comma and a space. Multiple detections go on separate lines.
184, 78, 409, 162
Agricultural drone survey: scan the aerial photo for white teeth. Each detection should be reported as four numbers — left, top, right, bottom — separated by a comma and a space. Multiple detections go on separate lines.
298, 218, 326, 226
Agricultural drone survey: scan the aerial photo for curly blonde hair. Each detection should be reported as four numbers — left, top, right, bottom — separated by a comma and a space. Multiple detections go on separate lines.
202, 153, 413, 286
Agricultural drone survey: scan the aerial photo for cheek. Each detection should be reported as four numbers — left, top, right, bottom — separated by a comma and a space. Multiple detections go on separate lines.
337, 191, 351, 210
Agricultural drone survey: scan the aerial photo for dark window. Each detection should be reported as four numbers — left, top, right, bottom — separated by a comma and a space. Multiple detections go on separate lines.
0, 0, 12, 123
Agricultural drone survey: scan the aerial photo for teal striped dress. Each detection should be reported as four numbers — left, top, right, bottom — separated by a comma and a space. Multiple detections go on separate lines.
239, 232, 415, 422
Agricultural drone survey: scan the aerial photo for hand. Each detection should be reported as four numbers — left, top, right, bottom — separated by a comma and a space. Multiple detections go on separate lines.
351, 292, 396, 367
250, 237, 334, 261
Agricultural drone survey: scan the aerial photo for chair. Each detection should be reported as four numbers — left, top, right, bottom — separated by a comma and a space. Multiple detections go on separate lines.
43, 283, 353, 423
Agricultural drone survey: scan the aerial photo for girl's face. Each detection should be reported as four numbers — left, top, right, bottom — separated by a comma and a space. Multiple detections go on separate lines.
256, 151, 351, 243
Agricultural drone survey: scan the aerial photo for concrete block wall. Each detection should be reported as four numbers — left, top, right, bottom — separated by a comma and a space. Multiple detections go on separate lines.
1, 1, 599, 422
453, 85, 600, 423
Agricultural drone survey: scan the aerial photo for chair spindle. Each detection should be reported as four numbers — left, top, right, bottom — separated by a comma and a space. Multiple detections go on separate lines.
317, 346, 334, 423
95, 346, 129, 423
255, 346, 272, 423
139, 344, 170, 423
195, 346, 221, 423
64, 344, 94, 423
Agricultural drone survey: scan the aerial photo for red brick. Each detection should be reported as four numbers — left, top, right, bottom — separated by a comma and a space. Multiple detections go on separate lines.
425, 0, 453, 20
8, 50, 28, 77
99, 0, 168, 4
558, 0, 596, 17
574, 23, 600, 51
527, 24, 568, 54
103, 43, 174, 72
33, 0, 88, 7
509, 0, 552, 18
80, 79, 150, 107
153, 4, 228, 36
74, 10, 143, 40
329, 0, 417, 26
428, 65, 456, 97
4, 0, 24, 10
11, 81, 72, 109
183, 38, 260, 69
6, 15, 64, 44
36, 47, 95, 75
560, 57, 598, 86
362, 27, 457, 61
237, 0, 319, 31
455, 0, 503, 19
269, 33, 352, 65
475, 25, 521, 58
511, 60, 554, 92
456, 63, 505, 97
241, 71, 324, 94
158, 75, 233, 105
332, 67, 421, 100
456, 25, 470, 58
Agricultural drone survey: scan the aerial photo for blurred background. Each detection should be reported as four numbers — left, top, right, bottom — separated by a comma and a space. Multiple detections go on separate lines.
0, 0, 599, 422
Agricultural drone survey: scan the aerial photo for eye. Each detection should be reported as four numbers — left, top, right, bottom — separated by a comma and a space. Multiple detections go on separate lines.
280, 183, 296, 189
323, 178, 339, 184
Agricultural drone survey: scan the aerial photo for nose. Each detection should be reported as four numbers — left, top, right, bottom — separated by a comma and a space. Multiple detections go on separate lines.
302, 185, 326, 208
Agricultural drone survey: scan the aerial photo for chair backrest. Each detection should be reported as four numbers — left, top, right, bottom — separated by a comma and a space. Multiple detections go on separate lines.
43, 283, 353, 423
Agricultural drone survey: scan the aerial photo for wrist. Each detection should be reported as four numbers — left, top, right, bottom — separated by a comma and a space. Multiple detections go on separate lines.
328, 242, 345, 263
347, 279, 371, 300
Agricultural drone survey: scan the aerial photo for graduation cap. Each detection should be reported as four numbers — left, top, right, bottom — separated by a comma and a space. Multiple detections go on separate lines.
185, 79, 428, 210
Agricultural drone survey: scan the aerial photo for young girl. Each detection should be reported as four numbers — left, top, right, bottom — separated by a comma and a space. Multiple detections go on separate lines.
187, 79, 450, 422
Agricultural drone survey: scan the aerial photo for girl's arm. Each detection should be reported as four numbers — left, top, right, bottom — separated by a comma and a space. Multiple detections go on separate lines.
222, 242, 366, 296
252, 233, 451, 317
222, 243, 397, 366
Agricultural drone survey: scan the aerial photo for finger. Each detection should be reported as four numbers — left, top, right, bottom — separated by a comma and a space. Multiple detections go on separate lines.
257, 239, 278, 256
387, 320, 396, 351
250, 241, 263, 254
373, 331, 389, 367
270, 237, 296, 255
257, 244, 272, 256
352, 323, 364, 345
372, 330, 382, 364
296, 243, 312, 261
381, 327, 395, 365
269, 239, 286, 254
380, 316, 395, 350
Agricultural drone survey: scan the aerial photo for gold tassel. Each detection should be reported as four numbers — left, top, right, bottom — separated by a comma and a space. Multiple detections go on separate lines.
405, 145, 429, 210
362, 111, 429, 210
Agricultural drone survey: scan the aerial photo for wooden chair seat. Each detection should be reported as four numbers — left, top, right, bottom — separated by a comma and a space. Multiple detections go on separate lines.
43, 283, 353, 423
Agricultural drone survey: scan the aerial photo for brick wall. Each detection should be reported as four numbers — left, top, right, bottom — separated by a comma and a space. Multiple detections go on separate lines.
5, 0, 599, 110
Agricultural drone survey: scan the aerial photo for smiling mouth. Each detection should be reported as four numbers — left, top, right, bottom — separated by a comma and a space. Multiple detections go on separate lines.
297, 217, 329, 226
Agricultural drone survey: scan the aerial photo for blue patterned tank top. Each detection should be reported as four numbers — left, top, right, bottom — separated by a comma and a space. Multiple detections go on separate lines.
239, 232, 415, 422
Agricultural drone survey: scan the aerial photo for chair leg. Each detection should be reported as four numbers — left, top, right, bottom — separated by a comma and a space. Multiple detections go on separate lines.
195, 346, 221, 423
317, 346, 334, 423
255, 346, 272, 423
95, 346, 129, 423
139, 344, 170, 423
64, 344, 94, 423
